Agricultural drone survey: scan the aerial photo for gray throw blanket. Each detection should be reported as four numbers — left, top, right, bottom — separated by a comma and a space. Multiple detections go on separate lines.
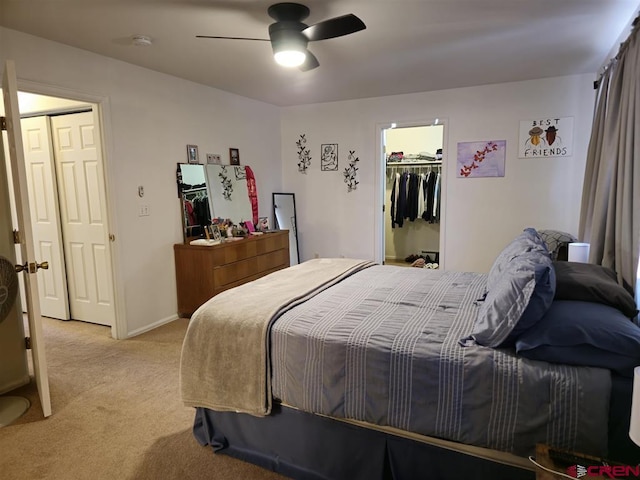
180, 258, 376, 416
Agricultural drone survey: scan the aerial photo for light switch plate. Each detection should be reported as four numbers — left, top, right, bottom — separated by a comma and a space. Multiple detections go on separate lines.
138, 204, 150, 216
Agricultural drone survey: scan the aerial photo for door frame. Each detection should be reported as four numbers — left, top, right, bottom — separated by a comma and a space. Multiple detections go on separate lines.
374, 118, 449, 268
16, 79, 125, 340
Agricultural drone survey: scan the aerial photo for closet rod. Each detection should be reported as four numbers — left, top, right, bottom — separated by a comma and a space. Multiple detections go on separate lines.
181, 186, 208, 194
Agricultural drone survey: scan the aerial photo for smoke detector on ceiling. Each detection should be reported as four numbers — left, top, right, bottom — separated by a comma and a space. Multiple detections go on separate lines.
131, 35, 152, 47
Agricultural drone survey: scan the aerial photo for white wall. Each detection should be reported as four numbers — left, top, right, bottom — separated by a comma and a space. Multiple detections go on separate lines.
0, 26, 598, 335
0, 27, 282, 337
281, 74, 595, 273
16, 92, 89, 114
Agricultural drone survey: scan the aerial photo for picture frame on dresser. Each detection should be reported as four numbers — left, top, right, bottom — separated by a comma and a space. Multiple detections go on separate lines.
211, 225, 222, 242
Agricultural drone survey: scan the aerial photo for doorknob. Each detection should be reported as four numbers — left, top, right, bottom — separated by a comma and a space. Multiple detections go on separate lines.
15, 261, 49, 273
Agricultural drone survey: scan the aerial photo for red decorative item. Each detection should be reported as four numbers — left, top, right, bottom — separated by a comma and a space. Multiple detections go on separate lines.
245, 165, 259, 227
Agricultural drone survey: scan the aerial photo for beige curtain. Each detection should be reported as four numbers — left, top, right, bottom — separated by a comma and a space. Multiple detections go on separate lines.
579, 20, 640, 292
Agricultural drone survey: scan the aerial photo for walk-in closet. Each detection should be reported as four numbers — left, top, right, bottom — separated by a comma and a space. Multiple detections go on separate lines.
384, 124, 444, 267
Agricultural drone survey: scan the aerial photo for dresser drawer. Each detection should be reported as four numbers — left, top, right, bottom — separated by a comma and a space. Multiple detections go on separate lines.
211, 240, 258, 264
213, 256, 257, 286
257, 247, 289, 271
174, 231, 290, 317
213, 264, 289, 296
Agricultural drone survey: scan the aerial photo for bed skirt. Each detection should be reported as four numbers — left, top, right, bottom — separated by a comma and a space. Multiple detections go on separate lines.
192, 404, 535, 480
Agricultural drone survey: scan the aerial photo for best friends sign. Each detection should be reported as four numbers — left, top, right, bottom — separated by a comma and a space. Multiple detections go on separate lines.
518, 117, 573, 158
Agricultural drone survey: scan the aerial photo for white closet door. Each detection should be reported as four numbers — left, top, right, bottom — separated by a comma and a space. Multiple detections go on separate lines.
21, 116, 70, 320
51, 112, 114, 326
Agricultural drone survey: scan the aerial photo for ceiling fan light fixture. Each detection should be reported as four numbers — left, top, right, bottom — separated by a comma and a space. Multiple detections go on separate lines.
270, 24, 307, 68
274, 48, 306, 67
197, 3, 366, 72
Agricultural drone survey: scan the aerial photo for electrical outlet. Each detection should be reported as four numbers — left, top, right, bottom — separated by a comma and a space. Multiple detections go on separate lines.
138, 204, 150, 216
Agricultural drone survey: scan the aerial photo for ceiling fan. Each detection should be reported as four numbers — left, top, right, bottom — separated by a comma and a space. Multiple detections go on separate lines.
196, 2, 366, 71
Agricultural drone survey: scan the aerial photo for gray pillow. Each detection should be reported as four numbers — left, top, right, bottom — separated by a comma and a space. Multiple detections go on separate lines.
461, 249, 554, 348
486, 228, 549, 291
553, 261, 638, 318
538, 230, 577, 261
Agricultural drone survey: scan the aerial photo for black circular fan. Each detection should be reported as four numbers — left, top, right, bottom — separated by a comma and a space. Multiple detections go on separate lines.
197, 2, 366, 71
0, 255, 30, 428
0, 256, 18, 324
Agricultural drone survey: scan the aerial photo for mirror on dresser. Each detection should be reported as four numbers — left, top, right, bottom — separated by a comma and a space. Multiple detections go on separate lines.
177, 163, 256, 242
178, 163, 210, 242
205, 165, 254, 225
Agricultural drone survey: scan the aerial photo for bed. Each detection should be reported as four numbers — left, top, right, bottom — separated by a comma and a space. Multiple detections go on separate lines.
180, 229, 640, 479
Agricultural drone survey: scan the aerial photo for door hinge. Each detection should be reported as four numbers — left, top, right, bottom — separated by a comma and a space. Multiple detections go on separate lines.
13, 230, 21, 244
0, 117, 6, 131
25, 337, 31, 350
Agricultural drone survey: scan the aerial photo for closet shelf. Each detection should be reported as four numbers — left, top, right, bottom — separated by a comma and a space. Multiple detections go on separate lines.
386, 161, 442, 166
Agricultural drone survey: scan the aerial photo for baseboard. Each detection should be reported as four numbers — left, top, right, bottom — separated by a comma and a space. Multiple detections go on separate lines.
126, 314, 180, 338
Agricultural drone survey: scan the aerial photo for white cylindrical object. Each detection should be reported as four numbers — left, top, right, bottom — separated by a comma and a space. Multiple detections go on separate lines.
630, 366, 640, 446
568, 242, 590, 263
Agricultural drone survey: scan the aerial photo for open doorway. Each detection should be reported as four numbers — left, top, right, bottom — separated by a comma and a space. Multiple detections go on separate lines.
379, 121, 445, 268
2, 91, 116, 329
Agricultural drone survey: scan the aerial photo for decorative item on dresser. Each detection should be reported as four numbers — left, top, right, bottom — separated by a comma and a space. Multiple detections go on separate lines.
173, 230, 289, 317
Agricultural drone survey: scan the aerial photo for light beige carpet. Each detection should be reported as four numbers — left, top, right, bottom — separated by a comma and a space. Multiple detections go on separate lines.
0, 317, 287, 480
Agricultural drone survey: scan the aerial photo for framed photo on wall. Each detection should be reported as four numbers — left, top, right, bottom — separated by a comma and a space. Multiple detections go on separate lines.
187, 144, 199, 164
207, 153, 221, 165
229, 148, 240, 165
321, 143, 338, 171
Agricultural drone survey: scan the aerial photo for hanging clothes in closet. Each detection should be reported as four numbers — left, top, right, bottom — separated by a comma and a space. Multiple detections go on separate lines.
192, 193, 211, 227
390, 165, 441, 228
182, 185, 211, 227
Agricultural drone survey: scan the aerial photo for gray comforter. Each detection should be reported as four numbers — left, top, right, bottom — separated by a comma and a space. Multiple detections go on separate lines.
270, 265, 610, 457
181, 258, 376, 416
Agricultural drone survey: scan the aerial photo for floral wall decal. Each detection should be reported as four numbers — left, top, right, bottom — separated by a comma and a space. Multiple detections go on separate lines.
296, 134, 312, 173
218, 166, 233, 200
344, 150, 359, 192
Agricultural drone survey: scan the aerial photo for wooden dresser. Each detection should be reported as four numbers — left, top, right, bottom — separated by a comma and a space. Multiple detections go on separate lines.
174, 230, 289, 317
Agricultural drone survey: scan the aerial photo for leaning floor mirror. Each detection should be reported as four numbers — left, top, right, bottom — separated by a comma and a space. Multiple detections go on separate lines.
272, 193, 300, 265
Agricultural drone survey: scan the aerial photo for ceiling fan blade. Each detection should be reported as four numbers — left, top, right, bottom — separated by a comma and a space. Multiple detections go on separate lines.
299, 50, 319, 71
196, 35, 269, 42
302, 14, 366, 42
